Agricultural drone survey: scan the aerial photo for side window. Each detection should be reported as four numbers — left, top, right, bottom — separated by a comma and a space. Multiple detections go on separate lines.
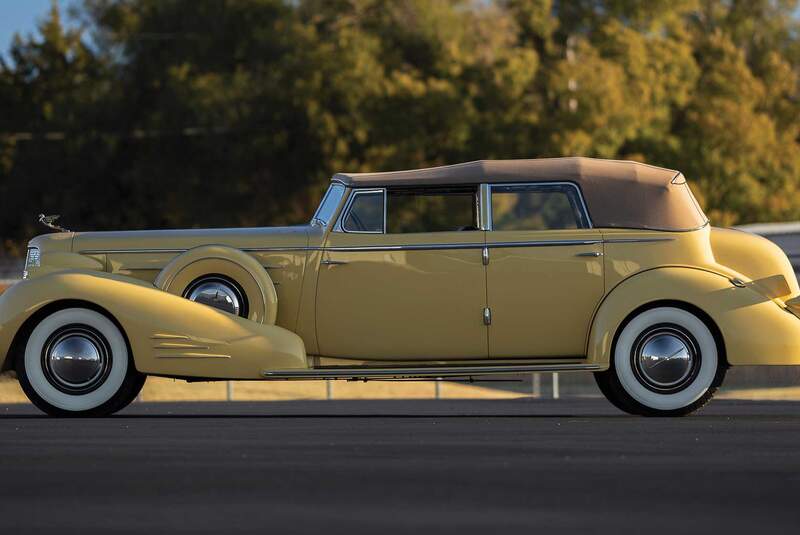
341, 190, 384, 233
491, 184, 588, 231
387, 187, 478, 234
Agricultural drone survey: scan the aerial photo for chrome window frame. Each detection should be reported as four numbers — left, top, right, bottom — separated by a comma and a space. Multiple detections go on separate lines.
479, 184, 491, 231
311, 181, 347, 227
335, 188, 387, 234
383, 186, 481, 234
485, 182, 593, 231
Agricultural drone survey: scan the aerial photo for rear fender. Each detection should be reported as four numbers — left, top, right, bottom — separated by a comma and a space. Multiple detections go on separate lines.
0, 271, 306, 378
588, 267, 800, 367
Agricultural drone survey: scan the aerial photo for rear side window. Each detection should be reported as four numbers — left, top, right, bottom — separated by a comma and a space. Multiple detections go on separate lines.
341, 190, 384, 233
387, 187, 478, 233
491, 184, 589, 231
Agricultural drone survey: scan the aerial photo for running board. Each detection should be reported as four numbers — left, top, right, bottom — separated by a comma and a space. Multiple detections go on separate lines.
262, 363, 601, 380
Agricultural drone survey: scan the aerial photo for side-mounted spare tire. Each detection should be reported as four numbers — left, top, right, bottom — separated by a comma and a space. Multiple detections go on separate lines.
154, 245, 278, 324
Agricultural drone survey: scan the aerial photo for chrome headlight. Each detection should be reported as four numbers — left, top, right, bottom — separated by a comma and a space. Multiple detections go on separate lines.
23, 246, 41, 279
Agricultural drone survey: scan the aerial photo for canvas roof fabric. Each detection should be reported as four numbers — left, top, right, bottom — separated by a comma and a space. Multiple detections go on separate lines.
333, 157, 708, 231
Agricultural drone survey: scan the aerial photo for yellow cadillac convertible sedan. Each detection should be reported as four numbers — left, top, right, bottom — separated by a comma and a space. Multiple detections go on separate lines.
2, 157, 799, 417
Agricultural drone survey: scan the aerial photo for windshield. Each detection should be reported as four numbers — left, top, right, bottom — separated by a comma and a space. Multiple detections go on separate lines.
311, 183, 346, 226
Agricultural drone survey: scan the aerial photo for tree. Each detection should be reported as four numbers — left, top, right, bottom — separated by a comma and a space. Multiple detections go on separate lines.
2, 0, 800, 256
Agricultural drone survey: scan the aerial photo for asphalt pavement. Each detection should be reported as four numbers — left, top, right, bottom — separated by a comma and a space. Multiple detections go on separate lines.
0, 398, 799, 534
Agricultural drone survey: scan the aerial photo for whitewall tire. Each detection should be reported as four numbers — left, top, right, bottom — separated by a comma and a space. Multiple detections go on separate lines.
595, 306, 726, 416
17, 308, 146, 417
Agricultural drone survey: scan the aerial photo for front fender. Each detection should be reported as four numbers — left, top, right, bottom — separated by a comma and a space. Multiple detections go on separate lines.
155, 245, 279, 325
0, 270, 307, 378
587, 267, 800, 367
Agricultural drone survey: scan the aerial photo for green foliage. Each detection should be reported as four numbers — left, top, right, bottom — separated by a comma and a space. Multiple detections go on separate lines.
2, 0, 800, 254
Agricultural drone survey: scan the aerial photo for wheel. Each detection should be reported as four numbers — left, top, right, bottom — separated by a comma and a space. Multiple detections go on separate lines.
16, 308, 146, 417
594, 306, 726, 416
183, 274, 249, 317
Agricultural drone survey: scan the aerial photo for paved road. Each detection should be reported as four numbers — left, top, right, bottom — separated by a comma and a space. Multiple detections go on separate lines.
0, 398, 799, 534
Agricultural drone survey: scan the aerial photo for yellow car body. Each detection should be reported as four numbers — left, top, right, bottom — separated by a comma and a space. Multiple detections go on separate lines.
2, 157, 799, 415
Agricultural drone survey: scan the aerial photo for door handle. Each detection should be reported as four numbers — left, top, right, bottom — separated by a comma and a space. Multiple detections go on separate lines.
321, 259, 349, 266
575, 251, 603, 257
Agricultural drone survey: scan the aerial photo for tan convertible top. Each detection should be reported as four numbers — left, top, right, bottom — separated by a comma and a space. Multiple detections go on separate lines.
333, 157, 708, 231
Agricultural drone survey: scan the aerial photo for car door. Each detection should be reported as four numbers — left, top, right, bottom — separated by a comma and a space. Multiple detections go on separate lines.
484, 182, 605, 358
316, 185, 489, 360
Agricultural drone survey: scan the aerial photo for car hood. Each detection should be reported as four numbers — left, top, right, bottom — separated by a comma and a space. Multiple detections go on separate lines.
71, 225, 311, 254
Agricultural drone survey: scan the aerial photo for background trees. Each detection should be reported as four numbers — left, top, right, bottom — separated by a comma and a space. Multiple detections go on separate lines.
2, 0, 800, 255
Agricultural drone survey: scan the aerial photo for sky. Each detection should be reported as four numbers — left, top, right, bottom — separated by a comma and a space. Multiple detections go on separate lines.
0, 0, 71, 51
3, 1, 800, 55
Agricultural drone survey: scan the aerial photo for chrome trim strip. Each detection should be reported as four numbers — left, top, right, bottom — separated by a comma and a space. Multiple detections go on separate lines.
79, 237, 666, 255
323, 239, 601, 253
325, 242, 483, 252
79, 248, 189, 254
487, 239, 601, 249
484, 182, 494, 231
479, 183, 491, 230
262, 363, 601, 379
603, 237, 675, 244
241, 246, 315, 252
78, 246, 314, 254
602, 221, 708, 233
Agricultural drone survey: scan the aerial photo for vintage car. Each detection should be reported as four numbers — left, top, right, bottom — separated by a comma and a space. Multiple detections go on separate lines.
2, 157, 800, 417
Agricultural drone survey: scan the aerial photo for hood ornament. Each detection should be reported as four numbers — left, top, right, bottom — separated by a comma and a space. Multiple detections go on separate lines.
38, 214, 70, 232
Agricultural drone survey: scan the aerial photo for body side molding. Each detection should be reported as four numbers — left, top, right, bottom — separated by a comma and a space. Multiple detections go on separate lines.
79, 237, 674, 256
262, 363, 601, 380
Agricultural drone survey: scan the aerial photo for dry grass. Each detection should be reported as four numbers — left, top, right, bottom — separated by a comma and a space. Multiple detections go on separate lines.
717, 386, 800, 401
0, 376, 28, 403
3, 373, 800, 404
0, 375, 521, 404
139, 377, 521, 402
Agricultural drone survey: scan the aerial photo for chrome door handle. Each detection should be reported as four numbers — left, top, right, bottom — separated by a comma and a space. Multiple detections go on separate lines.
321, 259, 349, 266
575, 251, 603, 257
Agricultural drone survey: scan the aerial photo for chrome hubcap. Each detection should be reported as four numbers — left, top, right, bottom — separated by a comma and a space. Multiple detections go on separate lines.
631, 325, 699, 394
184, 276, 246, 317
42, 326, 112, 394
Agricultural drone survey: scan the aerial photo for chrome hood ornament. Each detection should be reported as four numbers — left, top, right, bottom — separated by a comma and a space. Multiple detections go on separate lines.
38, 214, 70, 232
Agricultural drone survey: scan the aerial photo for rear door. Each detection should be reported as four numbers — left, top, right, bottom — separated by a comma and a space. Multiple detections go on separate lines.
484, 183, 605, 358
